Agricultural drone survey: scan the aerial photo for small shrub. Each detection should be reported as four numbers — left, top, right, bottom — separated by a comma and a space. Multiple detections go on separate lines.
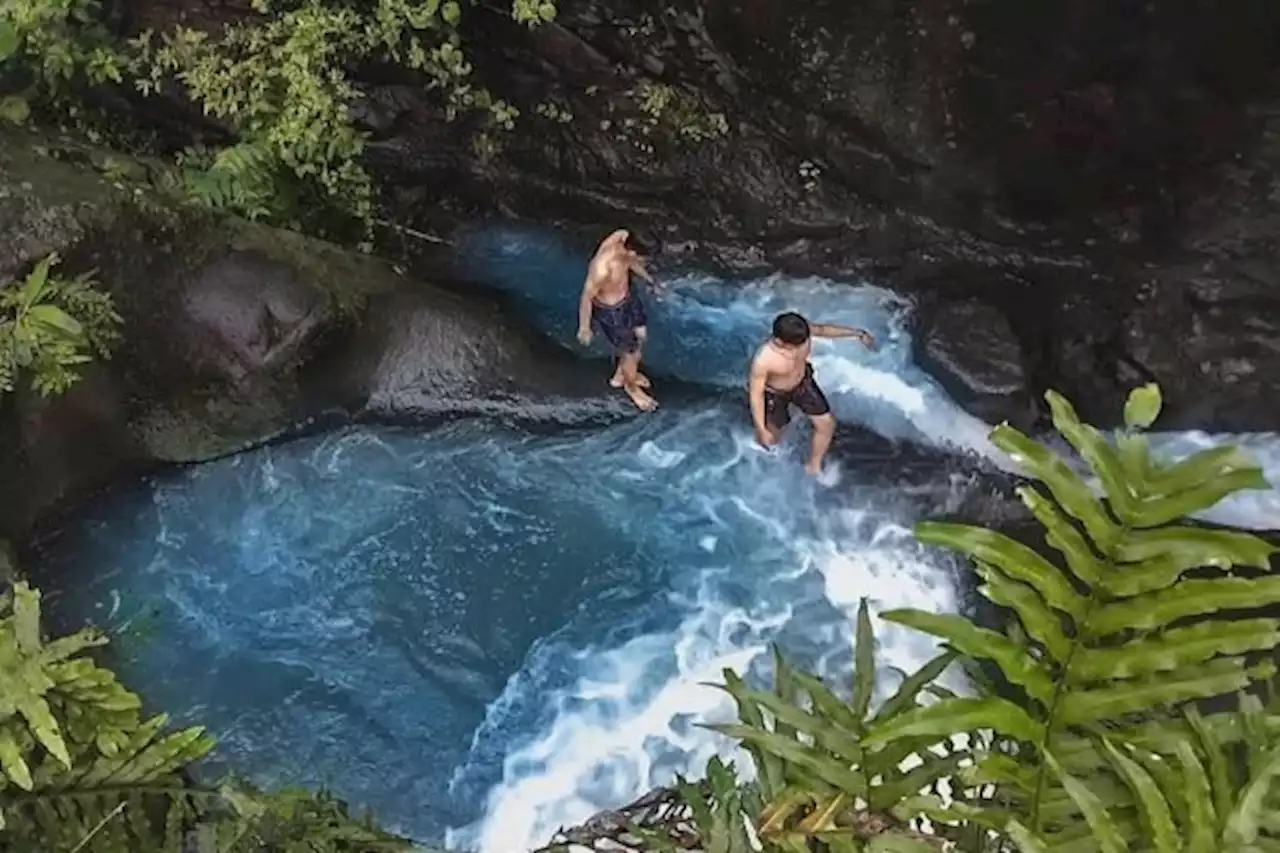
0, 253, 122, 397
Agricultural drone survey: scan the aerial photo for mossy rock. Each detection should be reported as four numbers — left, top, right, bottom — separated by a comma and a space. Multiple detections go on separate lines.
0, 127, 408, 536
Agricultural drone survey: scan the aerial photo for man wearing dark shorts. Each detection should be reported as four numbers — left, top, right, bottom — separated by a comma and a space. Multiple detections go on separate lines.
747, 312, 876, 475
576, 229, 660, 411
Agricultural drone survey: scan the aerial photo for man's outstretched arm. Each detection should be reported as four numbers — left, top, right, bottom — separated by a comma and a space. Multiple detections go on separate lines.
811, 322, 875, 348
628, 253, 656, 286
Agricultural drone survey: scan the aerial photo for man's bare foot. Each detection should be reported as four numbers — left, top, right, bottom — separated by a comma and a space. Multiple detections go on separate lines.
623, 384, 659, 412
804, 459, 823, 476
610, 372, 651, 389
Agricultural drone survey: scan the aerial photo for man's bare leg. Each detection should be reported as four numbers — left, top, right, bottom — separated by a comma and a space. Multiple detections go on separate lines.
609, 361, 650, 388
610, 328, 651, 388
618, 348, 658, 411
804, 413, 836, 475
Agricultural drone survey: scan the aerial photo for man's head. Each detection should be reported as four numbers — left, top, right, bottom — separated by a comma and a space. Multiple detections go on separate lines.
772, 312, 811, 346
624, 230, 653, 257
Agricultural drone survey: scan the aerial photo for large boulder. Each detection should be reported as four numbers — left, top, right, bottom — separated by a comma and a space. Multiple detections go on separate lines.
913, 296, 1034, 430
0, 130, 615, 539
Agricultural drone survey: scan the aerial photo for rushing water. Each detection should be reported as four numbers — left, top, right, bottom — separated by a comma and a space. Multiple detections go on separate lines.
36, 226, 1280, 852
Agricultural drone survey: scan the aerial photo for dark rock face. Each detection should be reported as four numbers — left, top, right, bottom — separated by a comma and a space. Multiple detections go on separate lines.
0, 132, 617, 539
179, 253, 330, 382
914, 297, 1033, 429
99, 0, 1280, 431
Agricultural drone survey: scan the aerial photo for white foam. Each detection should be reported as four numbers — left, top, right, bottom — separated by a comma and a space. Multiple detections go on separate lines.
449, 483, 965, 853
1144, 431, 1280, 531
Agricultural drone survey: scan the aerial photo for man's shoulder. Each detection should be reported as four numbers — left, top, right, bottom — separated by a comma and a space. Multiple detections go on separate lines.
750, 344, 776, 369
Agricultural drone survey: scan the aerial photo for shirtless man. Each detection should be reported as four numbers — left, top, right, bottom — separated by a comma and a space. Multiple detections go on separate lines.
576, 229, 660, 411
748, 311, 876, 475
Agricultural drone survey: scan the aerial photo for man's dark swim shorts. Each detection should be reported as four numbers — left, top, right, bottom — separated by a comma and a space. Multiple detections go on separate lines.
591, 293, 648, 354
764, 363, 831, 429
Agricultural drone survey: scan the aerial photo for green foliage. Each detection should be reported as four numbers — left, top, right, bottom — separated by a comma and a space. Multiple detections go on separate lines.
633, 82, 730, 146
180, 141, 290, 223
3, 0, 558, 240
0, 580, 413, 852
0, 0, 122, 93
885, 384, 1279, 846
0, 253, 122, 397
699, 383, 1280, 853
707, 602, 968, 850
0, 581, 215, 845
998, 694, 1280, 853
673, 758, 762, 853
126, 0, 552, 237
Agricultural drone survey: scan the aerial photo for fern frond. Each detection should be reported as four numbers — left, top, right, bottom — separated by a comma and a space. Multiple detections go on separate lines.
1008, 696, 1280, 853
846, 383, 1280, 852
707, 599, 974, 848
184, 141, 288, 221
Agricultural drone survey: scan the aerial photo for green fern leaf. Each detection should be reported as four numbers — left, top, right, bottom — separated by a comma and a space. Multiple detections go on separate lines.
1005, 819, 1051, 853
720, 669, 784, 800
1061, 658, 1271, 724
851, 598, 876, 722
863, 697, 1045, 747
1072, 619, 1280, 681
914, 522, 1086, 620
992, 422, 1120, 550
1101, 737, 1180, 853
1146, 445, 1255, 494
787, 670, 865, 733
1044, 751, 1128, 853
872, 652, 957, 723
880, 610, 1055, 704
1172, 736, 1218, 853
1047, 390, 1140, 522
1015, 485, 1103, 588
722, 687, 865, 766
1131, 468, 1272, 528
0, 728, 33, 790
1224, 744, 1280, 848
709, 724, 868, 797
1091, 577, 1280, 635
975, 564, 1073, 663
1123, 382, 1162, 430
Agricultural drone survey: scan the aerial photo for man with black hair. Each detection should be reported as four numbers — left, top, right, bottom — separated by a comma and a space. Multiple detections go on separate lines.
576, 229, 660, 411
748, 311, 876, 475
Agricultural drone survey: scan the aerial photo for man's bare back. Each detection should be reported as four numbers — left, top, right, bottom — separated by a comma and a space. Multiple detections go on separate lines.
585, 231, 634, 307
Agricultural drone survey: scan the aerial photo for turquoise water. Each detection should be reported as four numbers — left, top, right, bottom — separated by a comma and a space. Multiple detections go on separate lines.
37, 226, 1280, 851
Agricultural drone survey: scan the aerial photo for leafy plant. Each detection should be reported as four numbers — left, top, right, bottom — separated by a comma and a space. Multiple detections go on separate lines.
708, 602, 966, 851
180, 141, 290, 222
874, 383, 1280, 847
700, 383, 1280, 853
0, 581, 215, 847
127, 0, 556, 238
1002, 693, 1280, 853
0, 0, 122, 94
0, 253, 122, 397
531, 757, 762, 853
0, 580, 413, 852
